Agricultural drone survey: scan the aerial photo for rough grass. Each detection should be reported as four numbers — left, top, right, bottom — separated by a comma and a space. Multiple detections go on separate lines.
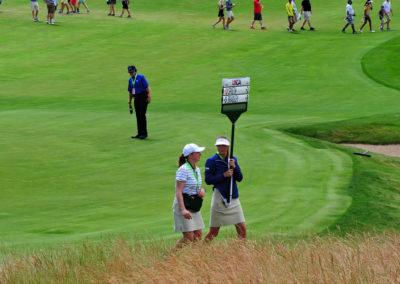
1, 232, 400, 283
284, 113, 400, 144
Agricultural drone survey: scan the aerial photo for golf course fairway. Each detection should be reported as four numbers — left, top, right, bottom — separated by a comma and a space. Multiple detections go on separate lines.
0, 0, 399, 250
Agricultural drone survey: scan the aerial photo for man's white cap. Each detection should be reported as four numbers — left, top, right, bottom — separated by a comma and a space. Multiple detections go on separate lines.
215, 137, 230, 146
183, 143, 205, 157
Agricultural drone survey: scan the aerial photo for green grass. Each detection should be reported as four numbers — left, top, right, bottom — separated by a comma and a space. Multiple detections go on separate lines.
1, 0, 400, 251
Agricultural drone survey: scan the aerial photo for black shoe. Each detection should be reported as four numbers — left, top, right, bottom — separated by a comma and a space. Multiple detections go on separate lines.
310, 27, 315, 31
138, 135, 147, 140
300, 27, 305, 30
131, 135, 140, 139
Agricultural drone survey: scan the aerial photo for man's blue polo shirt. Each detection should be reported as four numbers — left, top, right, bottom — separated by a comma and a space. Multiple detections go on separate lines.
128, 74, 149, 95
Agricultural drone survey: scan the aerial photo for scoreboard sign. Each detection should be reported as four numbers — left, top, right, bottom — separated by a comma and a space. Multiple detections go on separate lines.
221, 77, 250, 123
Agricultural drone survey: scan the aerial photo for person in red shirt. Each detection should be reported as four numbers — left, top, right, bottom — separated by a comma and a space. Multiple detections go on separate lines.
250, 0, 266, 29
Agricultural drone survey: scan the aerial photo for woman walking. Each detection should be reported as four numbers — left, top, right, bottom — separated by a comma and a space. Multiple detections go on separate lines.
204, 136, 246, 242
173, 143, 206, 246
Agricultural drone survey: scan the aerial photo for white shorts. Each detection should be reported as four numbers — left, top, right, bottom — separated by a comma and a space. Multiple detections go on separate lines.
304, 11, 311, 21
31, 1, 39, 11
226, 10, 234, 18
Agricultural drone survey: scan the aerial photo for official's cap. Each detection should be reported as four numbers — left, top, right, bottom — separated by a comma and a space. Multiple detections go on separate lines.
215, 137, 230, 146
128, 65, 136, 73
183, 143, 205, 157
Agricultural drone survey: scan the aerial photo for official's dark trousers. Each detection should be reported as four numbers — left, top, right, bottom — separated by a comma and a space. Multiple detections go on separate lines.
134, 92, 148, 137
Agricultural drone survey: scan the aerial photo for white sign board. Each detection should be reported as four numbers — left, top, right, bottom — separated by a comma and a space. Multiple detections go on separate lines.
222, 77, 251, 88
221, 77, 250, 106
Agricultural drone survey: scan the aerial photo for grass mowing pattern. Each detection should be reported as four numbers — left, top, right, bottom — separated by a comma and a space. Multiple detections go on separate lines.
362, 36, 400, 91
0, 0, 400, 250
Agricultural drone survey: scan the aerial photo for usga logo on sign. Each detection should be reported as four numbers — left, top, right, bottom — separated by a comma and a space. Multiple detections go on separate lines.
232, 79, 241, 86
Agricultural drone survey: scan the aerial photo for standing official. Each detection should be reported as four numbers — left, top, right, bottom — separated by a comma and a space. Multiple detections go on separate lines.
127, 65, 151, 140
204, 136, 246, 242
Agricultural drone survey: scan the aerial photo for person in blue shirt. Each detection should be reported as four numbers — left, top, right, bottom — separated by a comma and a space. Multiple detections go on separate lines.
127, 65, 151, 140
204, 136, 246, 242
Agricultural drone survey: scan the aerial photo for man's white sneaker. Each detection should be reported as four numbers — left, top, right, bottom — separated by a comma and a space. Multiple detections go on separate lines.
370, 30, 375, 32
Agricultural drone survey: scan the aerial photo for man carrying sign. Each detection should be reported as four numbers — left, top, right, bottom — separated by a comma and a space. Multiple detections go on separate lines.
127, 65, 151, 140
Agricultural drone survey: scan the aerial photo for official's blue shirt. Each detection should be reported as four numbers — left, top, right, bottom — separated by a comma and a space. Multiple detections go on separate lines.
205, 154, 243, 200
128, 73, 149, 95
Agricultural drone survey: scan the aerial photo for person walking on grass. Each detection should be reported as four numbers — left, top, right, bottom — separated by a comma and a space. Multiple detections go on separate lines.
286, 0, 295, 32
31, 0, 39, 21
212, 0, 225, 29
59, 0, 70, 14
379, 5, 388, 30
120, 0, 131, 18
292, 0, 298, 30
204, 136, 246, 242
173, 144, 206, 247
359, 0, 374, 32
342, 0, 357, 34
225, 0, 235, 30
127, 65, 151, 140
107, 0, 116, 16
250, 0, 267, 30
76, 0, 89, 13
300, 0, 315, 30
44, 0, 56, 24
382, 0, 393, 31
70, 0, 77, 13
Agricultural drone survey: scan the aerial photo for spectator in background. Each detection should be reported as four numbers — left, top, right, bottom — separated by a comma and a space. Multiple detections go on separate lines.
359, 0, 374, 32
44, 0, 56, 24
31, 0, 40, 21
292, 0, 298, 30
59, 0, 70, 14
300, 0, 315, 30
379, 5, 387, 30
286, 0, 295, 32
212, 0, 225, 29
341, 0, 357, 34
70, 0, 77, 13
76, 0, 90, 13
225, 0, 235, 30
382, 0, 393, 31
250, 0, 267, 30
120, 0, 132, 18
107, 0, 116, 16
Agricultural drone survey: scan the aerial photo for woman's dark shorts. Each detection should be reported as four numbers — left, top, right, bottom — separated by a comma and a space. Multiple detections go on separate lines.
254, 13, 262, 21
122, 1, 129, 9
109, 0, 116, 4
218, 9, 224, 18
47, 3, 55, 13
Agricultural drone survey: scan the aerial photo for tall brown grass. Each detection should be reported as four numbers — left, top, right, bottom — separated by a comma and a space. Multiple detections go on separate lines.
1, 232, 400, 283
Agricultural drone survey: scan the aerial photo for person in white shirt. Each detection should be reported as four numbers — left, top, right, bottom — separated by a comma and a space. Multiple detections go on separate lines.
173, 143, 206, 247
382, 0, 393, 30
342, 0, 357, 34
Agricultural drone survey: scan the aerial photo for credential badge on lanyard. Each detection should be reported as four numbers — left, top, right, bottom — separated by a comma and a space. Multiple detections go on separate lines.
130, 74, 138, 95
186, 161, 199, 193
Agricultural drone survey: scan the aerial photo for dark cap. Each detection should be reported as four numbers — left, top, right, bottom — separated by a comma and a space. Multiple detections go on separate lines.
128, 65, 136, 73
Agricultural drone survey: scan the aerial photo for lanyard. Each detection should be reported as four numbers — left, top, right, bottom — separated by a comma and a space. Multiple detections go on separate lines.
186, 161, 199, 192
130, 73, 138, 91
217, 152, 225, 160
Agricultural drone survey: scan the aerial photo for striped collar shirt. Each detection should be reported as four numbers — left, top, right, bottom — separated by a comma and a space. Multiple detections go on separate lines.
176, 163, 202, 195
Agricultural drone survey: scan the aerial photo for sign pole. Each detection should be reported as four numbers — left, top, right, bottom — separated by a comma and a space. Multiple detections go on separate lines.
228, 122, 235, 205
221, 77, 250, 207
